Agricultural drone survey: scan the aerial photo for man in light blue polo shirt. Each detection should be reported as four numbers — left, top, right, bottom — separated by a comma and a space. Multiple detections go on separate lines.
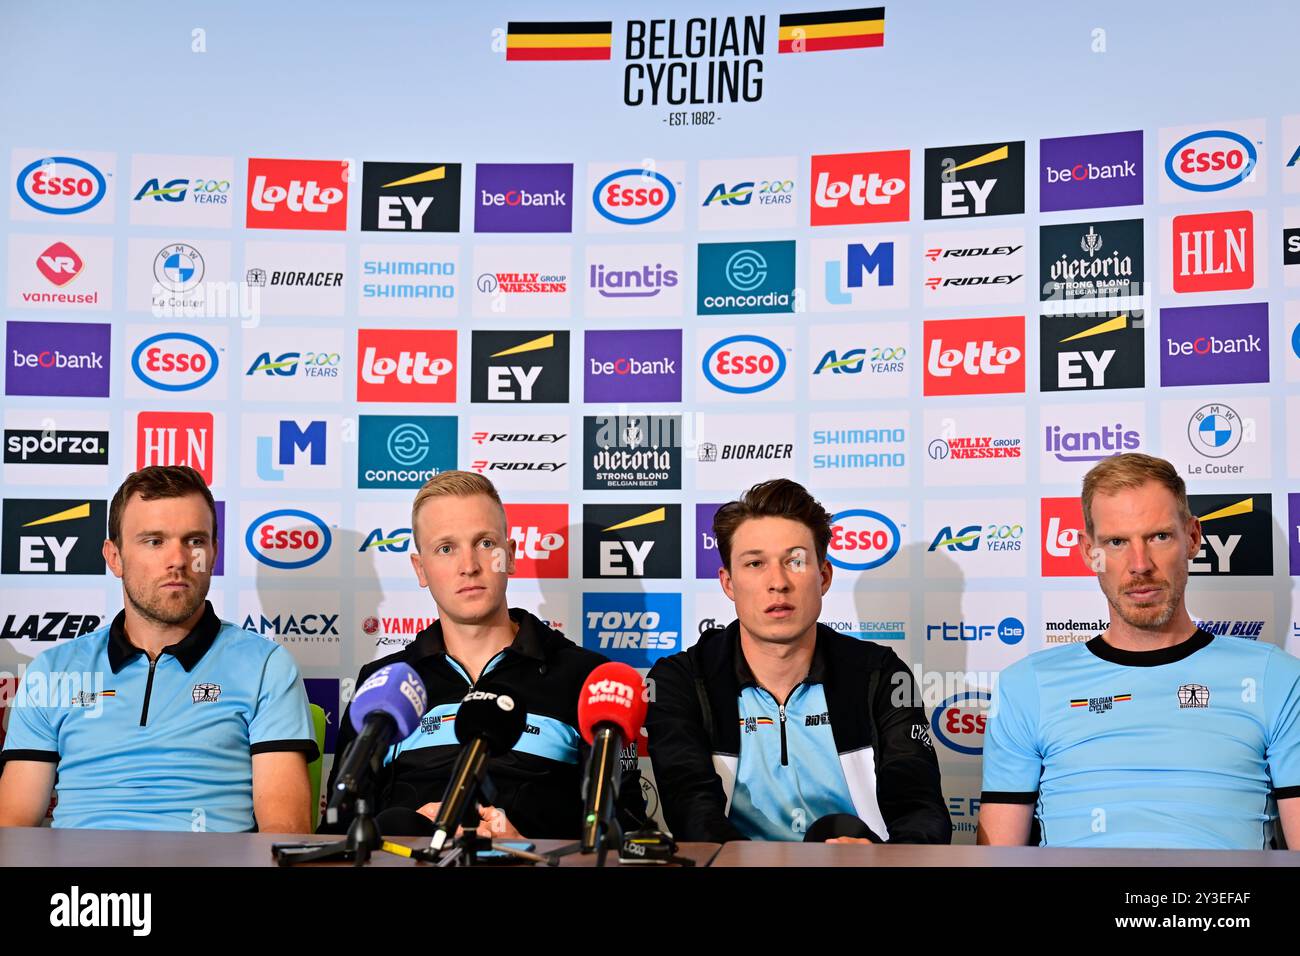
0, 466, 317, 831
979, 454, 1300, 849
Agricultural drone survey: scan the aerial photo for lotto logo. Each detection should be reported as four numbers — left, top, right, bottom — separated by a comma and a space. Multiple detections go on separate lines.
923, 316, 1025, 396
245, 158, 349, 230
356, 329, 456, 403
1041, 497, 1089, 577
810, 150, 909, 226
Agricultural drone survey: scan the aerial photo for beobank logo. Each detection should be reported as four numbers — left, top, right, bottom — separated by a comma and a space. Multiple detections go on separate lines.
245, 158, 349, 230
810, 149, 909, 226
504, 503, 568, 579
923, 316, 1025, 397
356, 329, 456, 403
1041, 496, 1089, 577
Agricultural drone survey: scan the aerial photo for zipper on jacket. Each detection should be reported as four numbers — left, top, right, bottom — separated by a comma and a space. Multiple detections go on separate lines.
778, 703, 788, 766
139, 658, 158, 727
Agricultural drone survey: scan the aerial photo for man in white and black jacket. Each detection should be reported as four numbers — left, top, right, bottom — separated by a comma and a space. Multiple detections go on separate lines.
646, 479, 949, 844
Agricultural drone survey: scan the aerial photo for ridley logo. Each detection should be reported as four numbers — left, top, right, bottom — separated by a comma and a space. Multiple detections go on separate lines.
245, 158, 349, 230
35, 242, 84, 287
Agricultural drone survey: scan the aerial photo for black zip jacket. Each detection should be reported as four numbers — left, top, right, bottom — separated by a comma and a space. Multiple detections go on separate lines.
645, 621, 951, 844
321, 608, 648, 838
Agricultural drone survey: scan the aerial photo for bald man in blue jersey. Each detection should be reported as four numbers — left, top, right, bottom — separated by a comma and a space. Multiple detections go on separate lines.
980, 454, 1300, 849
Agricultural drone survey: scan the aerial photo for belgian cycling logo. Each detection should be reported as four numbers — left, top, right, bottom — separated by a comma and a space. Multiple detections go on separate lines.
1069, 693, 1131, 714
1177, 684, 1209, 709
192, 683, 222, 703
740, 716, 774, 733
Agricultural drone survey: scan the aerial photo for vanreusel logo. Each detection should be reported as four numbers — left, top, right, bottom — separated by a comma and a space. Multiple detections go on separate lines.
8, 235, 112, 310
136, 411, 215, 483
1170, 209, 1254, 293
1040, 313, 1145, 392
1, 499, 107, 575
1159, 303, 1269, 387
922, 316, 1025, 396
470, 331, 569, 403
358, 416, 456, 489
1159, 121, 1265, 202
4, 320, 111, 398
1039, 130, 1143, 212
474, 163, 573, 233
810, 149, 909, 225
584, 414, 682, 490
587, 162, 683, 230
1189, 494, 1272, 576
924, 141, 1025, 219
245, 158, 348, 230
12, 152, 113, 221
1040, 219, 1143, 310
697, 240, 796, 315
583, 503, 681, 579
356, 329, 457, 403
361, 162, 461, 232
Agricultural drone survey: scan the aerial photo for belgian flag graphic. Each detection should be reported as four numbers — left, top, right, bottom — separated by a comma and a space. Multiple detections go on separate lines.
779, 7, 885, 53
506, 21, 613, 61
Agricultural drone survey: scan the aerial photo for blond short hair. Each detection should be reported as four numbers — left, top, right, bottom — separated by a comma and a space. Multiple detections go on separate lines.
409, 471, 506, 550
1081, 453, 1191, 538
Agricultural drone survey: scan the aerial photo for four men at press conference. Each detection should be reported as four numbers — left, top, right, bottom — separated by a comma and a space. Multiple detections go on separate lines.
2, 458, 1298, 853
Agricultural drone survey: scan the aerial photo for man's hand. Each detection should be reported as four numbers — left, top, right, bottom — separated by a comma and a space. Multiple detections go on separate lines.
824, 836, 876, 845
415, 802, 524, 840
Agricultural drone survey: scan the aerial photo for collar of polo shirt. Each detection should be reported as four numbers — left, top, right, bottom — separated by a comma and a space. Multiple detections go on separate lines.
733, 624, 829, 691
406, 606, 547, 664
106, 601, 223, 674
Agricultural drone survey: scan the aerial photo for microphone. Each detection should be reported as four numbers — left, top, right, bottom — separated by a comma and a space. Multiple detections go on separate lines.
326, 663, 427, 825
577, 662, 647, 855
428, 688, 527, 852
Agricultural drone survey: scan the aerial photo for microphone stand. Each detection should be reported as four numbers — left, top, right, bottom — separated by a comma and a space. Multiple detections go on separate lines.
271, 797, 383, 867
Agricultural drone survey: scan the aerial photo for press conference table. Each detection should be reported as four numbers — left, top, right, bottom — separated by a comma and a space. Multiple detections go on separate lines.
1, 827, 1296, 866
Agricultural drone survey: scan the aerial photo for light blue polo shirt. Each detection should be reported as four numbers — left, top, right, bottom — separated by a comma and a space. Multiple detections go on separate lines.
982, 629, 1300, 849
0, 602, 318, 831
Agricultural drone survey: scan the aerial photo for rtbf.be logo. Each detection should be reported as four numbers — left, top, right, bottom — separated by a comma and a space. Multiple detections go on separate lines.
245, 158, 349, 230
923, 316, 1025, 396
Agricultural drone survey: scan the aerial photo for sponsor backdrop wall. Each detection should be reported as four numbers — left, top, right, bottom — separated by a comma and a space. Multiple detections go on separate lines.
2, 0, 1298, 841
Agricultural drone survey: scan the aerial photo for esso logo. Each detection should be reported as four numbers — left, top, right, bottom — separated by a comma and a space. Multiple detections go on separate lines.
17, 157, 107, 215
828, 509, 901, 571
131, 332, 219, 392
593, 169, 676, 225
1165, 130, 1258, 193
246, 509, 332, 570
931, 691, 991, 756
702, 335, 787, 394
